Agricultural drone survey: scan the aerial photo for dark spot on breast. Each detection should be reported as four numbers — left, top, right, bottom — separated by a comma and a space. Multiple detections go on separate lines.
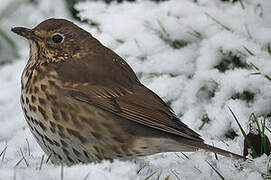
29, 105, 37, 112
62, 148, 69, 155
31, 95, 36, 103
23, 107, 27, 114
58, 131, 66, 138
28, 104, 33, 111
46, 94, 57, 102
49, 121, 56, 128
60, 110, 68, 121
40, 84, 47, 92
67, 156, 74, 163
60, 140, 68, 147
43, 61, 49, 66
51, 108, 60, 121
56, 154, 63, 160
50, 127, 56, 134
34, 127, 43, 138
32, 106, 37, 112
38, 121, 47, 131
29, 117, 34, 123
77, 158, 84, 163
57, 124, 64, 132
33, 118, 38, 125
38, 106, 48, 120
38, 97, 46, 105
25, 113, 30, 120
46, 145, 52, 151
66, 128, 87, 144
33, 74, 37, 83
34, 86, 39, 93
26, 97, 29, 104
72, 148, 81, 157
44, 135, 54, 145
53, 140, 60, 147
21, 95, 25, 104
29, 87, 33, 94
83, 150, 89, 159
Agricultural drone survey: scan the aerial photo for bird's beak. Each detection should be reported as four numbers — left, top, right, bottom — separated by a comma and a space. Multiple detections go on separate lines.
11, 27, 40, 41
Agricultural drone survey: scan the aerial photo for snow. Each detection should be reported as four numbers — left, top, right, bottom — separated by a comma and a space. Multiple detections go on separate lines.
0, 0, 271, 179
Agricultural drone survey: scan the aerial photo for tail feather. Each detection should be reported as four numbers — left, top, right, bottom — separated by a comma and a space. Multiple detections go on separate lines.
198, 143, 246, 160
179, 138, 247, 160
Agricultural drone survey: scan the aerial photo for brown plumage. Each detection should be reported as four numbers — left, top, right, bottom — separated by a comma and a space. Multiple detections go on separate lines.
11, 18, 245, 165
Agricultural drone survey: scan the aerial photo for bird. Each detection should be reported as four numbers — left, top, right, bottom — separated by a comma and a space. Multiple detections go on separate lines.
11, 18, 245, 165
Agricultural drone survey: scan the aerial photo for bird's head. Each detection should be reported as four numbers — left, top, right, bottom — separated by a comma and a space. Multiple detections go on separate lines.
11, 18, 93, 63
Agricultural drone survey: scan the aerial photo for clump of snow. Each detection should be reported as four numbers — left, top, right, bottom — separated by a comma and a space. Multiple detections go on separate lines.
0, 0, 271, 179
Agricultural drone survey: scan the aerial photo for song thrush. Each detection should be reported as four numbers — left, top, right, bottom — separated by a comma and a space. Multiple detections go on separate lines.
11, 18, 245, 165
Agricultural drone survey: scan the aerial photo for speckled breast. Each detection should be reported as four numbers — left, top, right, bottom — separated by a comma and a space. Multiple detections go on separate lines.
20, 62, 96, 165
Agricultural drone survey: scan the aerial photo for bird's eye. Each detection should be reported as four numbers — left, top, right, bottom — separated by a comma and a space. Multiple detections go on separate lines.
52, 34, 63, 43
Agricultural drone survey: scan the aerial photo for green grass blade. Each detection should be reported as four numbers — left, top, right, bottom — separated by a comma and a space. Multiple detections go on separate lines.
181, 152, 189, 159
26, 138, 30, 156
205, 13, 232, 32
145, 171, 157, 180
268, 43, 271, 55
39, 155, 44, 170
243, 46, 255, 56
251, 113, 267, 155
14, 157, 24, 167
171, 170, 182, 180
46, 153, 52, 164
228, 107, 258, 158
264, 74, 271, 81
249, 63, 260, 71
96, 145, 104, 160
238, 0, 245, 9
198, 117, 209, 130
206, 161, 225, 180
157, 20, 169, 36
0, 146, 8, 160
137, 164, 147, 174
20, 148, 29, 167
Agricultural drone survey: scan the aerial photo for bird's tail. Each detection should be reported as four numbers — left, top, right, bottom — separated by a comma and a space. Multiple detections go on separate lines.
197, 143, 246, 160
180, 138, 247, 160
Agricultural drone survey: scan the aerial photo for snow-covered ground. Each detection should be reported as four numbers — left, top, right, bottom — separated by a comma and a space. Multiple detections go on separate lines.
0, 0, 271, 179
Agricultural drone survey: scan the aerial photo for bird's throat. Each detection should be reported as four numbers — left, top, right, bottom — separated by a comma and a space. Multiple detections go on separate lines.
29, 40, 40, 65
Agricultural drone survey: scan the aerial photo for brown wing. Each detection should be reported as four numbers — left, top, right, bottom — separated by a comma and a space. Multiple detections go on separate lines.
54, 43, 203, 142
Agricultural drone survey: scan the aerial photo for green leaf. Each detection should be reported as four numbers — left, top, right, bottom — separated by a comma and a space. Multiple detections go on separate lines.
228, 107, 258, 158
243, 46, 255, 56
206, 161, 225, 180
